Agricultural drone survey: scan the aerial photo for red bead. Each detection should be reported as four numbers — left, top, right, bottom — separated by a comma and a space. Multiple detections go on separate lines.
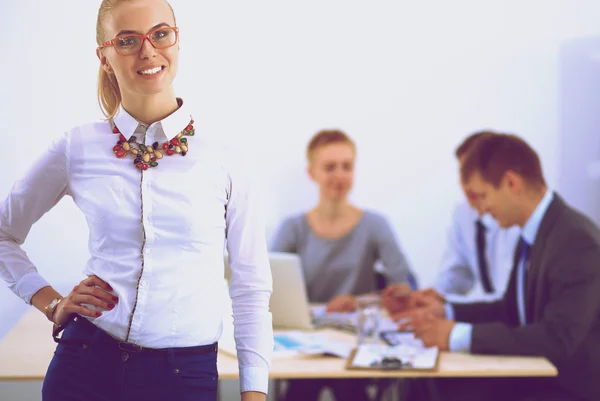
185, 124, 193, 131
116, 150, 126, 158
166, 149, 175, 156
136, 163, 142, 169
170, 138, 179, 145
190, 119, 194, 124
119, 134, 127, 143
113, 145, 122, 152
142, 164, 148, 170
112, 126, 120, 134
151, 157, 156, 162
162, 143, 169, 150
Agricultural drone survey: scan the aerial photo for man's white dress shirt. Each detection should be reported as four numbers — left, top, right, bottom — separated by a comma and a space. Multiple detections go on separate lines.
435, 201, 520, 301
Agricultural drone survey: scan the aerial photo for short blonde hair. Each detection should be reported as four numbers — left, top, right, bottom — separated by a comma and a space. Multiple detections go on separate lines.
96, 0, 176, 119
306, 129, 356, 162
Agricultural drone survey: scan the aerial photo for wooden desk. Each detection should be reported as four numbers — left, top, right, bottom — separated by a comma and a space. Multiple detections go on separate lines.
0, 309, 557, 381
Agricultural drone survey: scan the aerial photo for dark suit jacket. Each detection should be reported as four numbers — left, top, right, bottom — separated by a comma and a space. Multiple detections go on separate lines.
453, 194, 600, 400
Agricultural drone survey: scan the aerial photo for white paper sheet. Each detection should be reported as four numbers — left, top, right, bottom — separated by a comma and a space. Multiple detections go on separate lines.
350, 333, 438, 369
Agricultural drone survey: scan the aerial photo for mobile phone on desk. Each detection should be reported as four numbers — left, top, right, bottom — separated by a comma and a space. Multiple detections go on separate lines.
380, 330, 411, 346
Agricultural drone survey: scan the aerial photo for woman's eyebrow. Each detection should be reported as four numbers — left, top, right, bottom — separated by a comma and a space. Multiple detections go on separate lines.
116, 22, 170, 36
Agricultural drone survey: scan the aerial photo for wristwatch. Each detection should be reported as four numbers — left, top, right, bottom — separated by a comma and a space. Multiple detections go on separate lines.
44, 297, 63, 323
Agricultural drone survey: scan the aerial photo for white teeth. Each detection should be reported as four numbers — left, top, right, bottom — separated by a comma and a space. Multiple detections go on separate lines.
140, 66, 162, 75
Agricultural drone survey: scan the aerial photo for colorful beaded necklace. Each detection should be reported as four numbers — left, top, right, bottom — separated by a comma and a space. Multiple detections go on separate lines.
111, 119, 195, 170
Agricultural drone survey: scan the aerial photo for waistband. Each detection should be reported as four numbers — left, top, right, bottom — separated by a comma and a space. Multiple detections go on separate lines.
53, 315, 218, 355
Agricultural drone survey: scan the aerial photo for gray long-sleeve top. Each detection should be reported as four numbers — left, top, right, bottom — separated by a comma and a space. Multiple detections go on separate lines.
270, 210, 414, 303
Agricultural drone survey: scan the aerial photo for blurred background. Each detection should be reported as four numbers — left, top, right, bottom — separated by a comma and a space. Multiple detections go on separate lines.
1, 0, 599, 399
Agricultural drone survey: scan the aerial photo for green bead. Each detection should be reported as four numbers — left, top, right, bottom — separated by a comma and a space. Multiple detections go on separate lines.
128, 136, 136, 143
180, 138, 187, 143
187, 129, 195, 136
150, 162, 158, 167
139, 144, 146, 151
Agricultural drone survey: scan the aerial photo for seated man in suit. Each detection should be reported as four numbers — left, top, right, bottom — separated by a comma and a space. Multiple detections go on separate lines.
383, 133, 600, 401
435, 131, 520, 300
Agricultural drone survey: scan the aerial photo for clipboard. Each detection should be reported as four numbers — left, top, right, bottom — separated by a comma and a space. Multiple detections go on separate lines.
345, 343, 440, 371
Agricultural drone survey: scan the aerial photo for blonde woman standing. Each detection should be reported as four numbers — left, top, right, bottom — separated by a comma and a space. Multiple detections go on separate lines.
0, 1, 272, 400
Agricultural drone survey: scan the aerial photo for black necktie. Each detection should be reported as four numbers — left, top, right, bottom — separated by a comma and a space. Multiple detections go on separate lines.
518, 236, 531, 324
476, 219, 495, 293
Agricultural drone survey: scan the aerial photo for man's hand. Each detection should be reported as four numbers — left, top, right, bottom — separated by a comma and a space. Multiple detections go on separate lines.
383, 286, 446, 319
411, 319, 456, 351
418, 288, 446, 303
380, 283, 413, 315
326, 294, 357, 313
381, 284, 445, 315
241, 391, 266, 401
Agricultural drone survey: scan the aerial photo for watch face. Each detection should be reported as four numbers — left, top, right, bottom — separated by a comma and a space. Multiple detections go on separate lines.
47, 299, 58, 310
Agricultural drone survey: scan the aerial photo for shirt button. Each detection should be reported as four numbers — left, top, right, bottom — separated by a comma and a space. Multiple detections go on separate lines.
141, 281, 147, 287
133, 315, 139, 320
145, 249, 152, 255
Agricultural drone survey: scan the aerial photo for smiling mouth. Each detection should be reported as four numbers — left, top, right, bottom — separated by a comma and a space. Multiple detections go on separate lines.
137, 66, 165, 75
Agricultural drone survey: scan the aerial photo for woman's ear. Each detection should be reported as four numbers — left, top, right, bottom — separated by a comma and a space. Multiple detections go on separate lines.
307, 165, 316, 182
96, 49, 113, 74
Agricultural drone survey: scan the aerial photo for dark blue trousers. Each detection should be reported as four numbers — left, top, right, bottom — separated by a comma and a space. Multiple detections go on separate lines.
42, 316, 218, 401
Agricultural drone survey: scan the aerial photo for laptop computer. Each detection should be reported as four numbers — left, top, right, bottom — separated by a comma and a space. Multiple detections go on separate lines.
224, 251, 314, 330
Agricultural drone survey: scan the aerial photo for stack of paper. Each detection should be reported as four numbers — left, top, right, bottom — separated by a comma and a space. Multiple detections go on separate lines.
311, 305, 402, 333
311, 305, 357, 330
349, 332, 439, 370
273, 331, 354, 358
219, 327, 354, 359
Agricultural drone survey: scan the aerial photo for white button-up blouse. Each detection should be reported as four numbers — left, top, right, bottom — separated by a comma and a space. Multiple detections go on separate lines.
0, 100, 273, 393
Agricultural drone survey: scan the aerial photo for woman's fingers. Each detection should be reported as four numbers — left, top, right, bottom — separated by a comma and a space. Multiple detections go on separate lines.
326, 295, 356, 312
53, 297, 102, 325
344, 297, 357, 312
52, 276, 116, 325
75, 276, 118, 304
71, 293, 115, 311
75, 283, 118, 305
61, 301, 103, 318
82, 275, 113, 292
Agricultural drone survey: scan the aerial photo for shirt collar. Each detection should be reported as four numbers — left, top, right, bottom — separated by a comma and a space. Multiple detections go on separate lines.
479, 212, 498, 229
112, 98, 193, 142
521, 189, 554, 246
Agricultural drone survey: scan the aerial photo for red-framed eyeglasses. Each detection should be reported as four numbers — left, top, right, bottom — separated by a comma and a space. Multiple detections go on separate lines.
98, 26, 179, 56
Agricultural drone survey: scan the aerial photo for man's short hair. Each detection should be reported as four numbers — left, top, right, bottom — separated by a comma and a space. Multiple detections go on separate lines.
306, 129, 355, 162
455, 130, 497, 159
460, 133, 546, 188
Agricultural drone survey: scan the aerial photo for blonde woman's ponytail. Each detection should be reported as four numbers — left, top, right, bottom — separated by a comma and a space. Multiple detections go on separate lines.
97, 66, 121, 119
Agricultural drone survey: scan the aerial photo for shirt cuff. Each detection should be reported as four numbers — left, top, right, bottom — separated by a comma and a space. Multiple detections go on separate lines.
15, 272, 51, 305
239, 366, 269, 394
432, 282, 446, 296
444, 303, 454, 320
449, 322, 472, 353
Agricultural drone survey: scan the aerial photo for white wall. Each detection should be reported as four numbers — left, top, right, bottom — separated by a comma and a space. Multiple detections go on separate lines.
2, 1, 600, 400
1, 0, 600, 304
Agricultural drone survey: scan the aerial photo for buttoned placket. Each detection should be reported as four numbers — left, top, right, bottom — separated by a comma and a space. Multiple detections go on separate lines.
125, 122, 156, 342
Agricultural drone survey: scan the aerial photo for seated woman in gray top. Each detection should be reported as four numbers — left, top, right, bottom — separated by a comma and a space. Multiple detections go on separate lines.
271, 129, 415, 401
